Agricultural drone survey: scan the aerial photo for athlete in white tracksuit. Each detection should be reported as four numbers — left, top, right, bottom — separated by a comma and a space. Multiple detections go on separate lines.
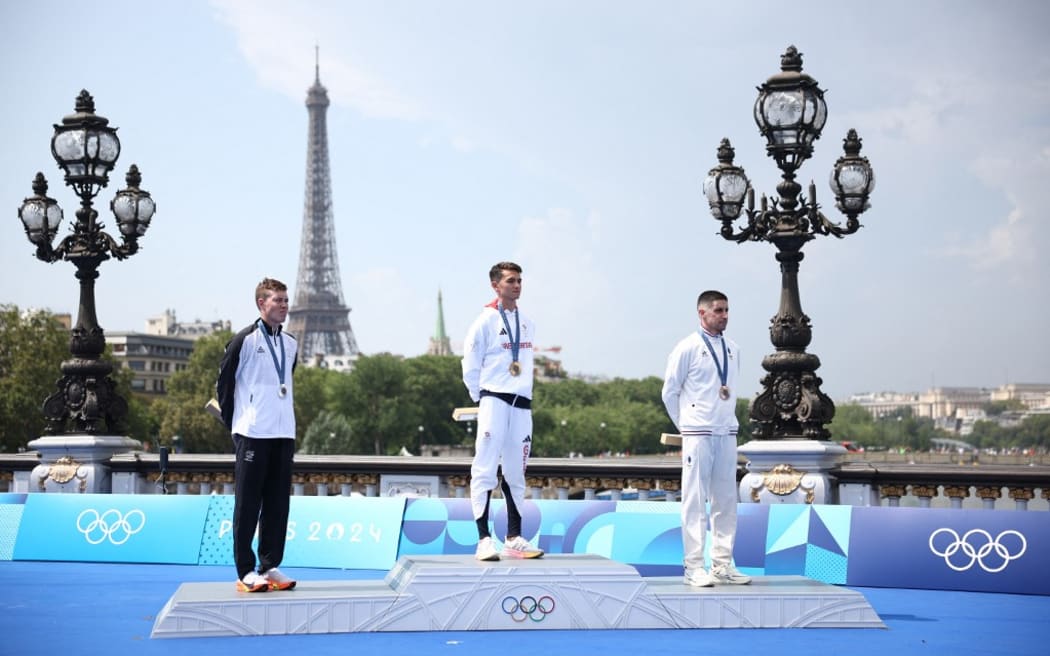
462, 262, 536, 550
662, 290, 745, 583
217, 278, 299, 591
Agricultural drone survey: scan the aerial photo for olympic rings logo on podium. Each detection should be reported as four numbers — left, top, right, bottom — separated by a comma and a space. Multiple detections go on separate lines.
76, 509, 146, 545
501, 595, 556, 622
928, 528, 1026, 573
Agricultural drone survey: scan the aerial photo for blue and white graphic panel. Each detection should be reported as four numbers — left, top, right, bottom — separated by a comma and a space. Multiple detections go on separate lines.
13, 493, 210, 564
847, 507, 1050, 595
0, 494, 28, 561
197, 495, 405, 570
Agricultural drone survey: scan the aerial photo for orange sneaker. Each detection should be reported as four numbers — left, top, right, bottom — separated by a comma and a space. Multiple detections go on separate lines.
236, 571, 269, 593
263, 567, 297, 591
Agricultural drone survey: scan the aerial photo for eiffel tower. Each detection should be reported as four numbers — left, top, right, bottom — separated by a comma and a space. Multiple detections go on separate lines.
287, 51, 360, 369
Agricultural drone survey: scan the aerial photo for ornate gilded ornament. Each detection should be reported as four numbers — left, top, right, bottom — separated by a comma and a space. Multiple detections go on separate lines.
763, 463, 805, 496
48, 455, 82, 484
41, 455, 87, 492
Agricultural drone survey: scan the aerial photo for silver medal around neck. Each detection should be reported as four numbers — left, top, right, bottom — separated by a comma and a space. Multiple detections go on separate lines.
719, 385, 730, 401
279, 384, 287, 398
509, 361, 522, 377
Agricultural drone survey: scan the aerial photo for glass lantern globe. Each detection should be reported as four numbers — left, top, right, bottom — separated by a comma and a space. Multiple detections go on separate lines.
51, 90, 121, 197
829, 129, 875, 216
18, 173, 64, 245
111, 165, 156, 237
703, 139, 750, 220
753, 46, 827, 172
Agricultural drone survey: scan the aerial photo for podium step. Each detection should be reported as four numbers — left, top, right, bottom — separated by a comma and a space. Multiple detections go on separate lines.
151, 554, 883, 638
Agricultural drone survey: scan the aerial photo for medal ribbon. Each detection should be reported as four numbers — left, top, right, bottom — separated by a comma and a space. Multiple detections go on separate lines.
700, 331, 728, 390
258, 319, 286, 389
497, 302, 520, 364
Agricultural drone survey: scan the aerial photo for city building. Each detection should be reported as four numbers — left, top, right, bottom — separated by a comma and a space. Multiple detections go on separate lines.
990, 383, 1050, 410
847, 383, 1050, 435
105, 332, 194, 395
107, 311, 230, 396
145, 309, 230, 340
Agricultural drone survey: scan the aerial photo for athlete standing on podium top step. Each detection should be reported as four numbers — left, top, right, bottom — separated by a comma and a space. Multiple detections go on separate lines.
217, 277, 300, 593
461, 262, 544, 561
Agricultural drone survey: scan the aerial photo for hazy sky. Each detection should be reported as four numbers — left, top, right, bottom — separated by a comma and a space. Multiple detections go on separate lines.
2, 0, 1048, 400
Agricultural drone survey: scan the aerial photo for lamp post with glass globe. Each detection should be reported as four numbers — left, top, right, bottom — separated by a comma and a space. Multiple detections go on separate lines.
17, 90, 155, 436
17, 90, 156, 492
702, 46, 874, 443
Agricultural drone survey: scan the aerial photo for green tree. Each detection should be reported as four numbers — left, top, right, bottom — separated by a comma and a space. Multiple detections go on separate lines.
828, 402, 880, 447
596, 377, 664, 404
1015, 414, 1050, 450
151, 331, 233, 453
534, 378, 601, 407
620, 400, 677, 455
300, 410, 354, 454
0, 305, 155, 450
985, 399, 1026, 416
403, 354, 473, 450
112, 361, 160, 444
293, 365, 345, 442
333, 353, 411, 455
0, 305, 69, 451
735, 398, 753, 444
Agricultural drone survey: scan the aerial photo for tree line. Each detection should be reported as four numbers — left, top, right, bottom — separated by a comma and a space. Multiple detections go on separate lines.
3, 304, 1047, 455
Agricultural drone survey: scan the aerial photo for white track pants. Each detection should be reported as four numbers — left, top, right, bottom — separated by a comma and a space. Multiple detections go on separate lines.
470, 396, 532, 520
680, 431, 738, 572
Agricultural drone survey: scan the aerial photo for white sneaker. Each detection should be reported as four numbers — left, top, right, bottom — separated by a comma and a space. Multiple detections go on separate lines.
502, 535, 544, 559
684, 568, 715, 587
475, 537, 500, 561
263, 566, 296, 591
236, 571, 269, 593
711, 564, 751, 585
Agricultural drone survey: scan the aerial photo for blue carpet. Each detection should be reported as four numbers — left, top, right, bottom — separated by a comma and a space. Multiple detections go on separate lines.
2, 561, 1048, 656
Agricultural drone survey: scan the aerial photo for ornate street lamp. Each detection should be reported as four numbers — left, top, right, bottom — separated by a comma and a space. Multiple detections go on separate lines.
703, 46, 875, 441
17, 90, 156, 435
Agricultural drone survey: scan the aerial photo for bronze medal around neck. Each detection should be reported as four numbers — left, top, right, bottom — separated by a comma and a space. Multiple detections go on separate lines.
509, 361, 522, 377
719, 385, 731, 401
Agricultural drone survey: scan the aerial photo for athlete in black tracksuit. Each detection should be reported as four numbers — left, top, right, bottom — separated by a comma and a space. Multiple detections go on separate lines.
216, 278, 298, 591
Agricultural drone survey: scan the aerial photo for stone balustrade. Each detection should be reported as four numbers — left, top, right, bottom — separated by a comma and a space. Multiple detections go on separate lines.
0, 451, 1047, 510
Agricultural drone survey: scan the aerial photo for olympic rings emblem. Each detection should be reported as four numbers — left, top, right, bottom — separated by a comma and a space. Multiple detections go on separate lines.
501, 595, 556, 622
928, 528, 1026, 573
76, 509, 146, 545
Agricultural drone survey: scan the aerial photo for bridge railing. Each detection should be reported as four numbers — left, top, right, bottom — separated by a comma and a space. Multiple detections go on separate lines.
2, 451, 1048, 510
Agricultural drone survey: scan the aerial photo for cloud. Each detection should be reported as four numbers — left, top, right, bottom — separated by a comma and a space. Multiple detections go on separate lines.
510, 208, 613, 370
211, 0, 422, 120
951, 147, 1049, 276
841, 65, 1050, 281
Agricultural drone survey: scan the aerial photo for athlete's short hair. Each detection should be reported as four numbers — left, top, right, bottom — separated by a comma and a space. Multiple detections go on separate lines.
697, 290, 728, 308
489, 261, 522, 283
255, 277, 288, 302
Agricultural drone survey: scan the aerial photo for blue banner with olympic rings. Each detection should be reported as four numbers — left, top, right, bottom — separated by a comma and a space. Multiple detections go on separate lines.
846, 507, 1050, 594
13, 493, 210, 564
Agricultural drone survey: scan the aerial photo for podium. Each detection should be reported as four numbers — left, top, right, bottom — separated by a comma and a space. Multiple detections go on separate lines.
151, 554, 883, 638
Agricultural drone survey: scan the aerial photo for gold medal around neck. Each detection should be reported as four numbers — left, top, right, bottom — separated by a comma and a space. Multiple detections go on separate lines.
509, 361, 522, 377
279, 384, 288, 398
719, 385, 731, 401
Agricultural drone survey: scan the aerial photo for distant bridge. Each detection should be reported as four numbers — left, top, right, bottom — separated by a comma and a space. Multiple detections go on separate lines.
931, 437, 978, 452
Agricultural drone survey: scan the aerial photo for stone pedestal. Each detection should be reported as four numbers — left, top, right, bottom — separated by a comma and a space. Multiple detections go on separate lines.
151, 554, 884, 638
28, 434, 142, 493
738, 439, 846, 504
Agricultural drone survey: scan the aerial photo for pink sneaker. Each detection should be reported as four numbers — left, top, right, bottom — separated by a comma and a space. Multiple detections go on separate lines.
501, 535, 544, 559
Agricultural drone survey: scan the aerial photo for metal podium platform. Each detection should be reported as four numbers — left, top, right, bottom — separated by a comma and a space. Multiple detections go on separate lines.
151, 554, 884, 638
